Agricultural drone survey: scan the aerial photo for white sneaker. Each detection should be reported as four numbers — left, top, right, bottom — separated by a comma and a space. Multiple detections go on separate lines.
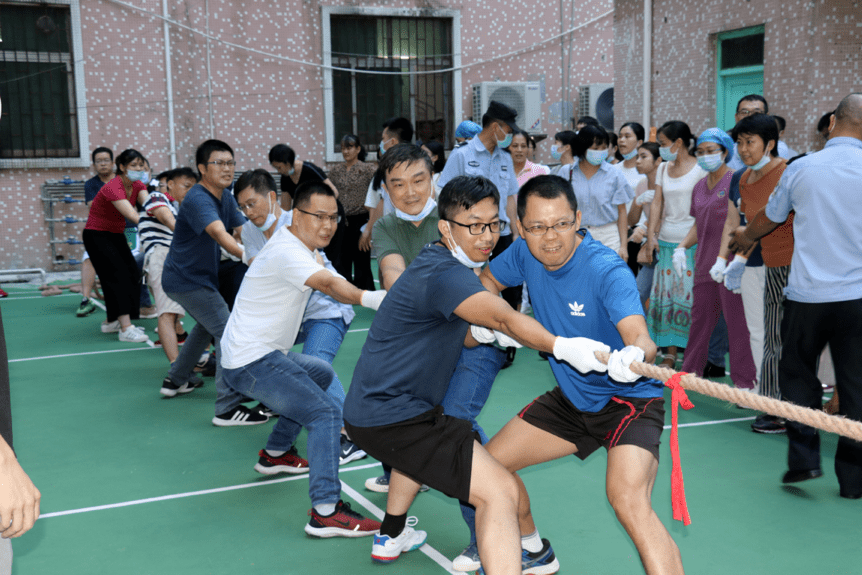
101, 320, 121, 333
119, 326, 148, 343
371, 523, 427, 564
452, 542, 481, 572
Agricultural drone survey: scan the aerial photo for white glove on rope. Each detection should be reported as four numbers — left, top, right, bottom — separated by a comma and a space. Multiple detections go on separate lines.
608, 346, 645, 383
635, 189, 656, 206
360, 290, 386, 311
723, 254, 747, 294
709, 256, 727, 283
672, 247, 687, 278
553, 337, 610, 374
239, 244, 250, 266
470, 325, 497, 344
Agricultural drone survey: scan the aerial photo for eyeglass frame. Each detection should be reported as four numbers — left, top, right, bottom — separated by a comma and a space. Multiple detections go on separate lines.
446, 219, 507, 235
206, 160, 237, 168
522, 220, 577, 237
295, 207, 341, 225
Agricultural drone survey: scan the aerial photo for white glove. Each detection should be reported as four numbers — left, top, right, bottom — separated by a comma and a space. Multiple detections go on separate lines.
672, 247, 687, 278
723, 255, 747, 294
470, 325, 497, 344
608, 346, 645, 383
494, 331, 522, 349
635, 189, 655, 206
239, 244, 250, 266
553, 337, 610, 374
709, 257, 727, 283
360, 290, 386, 311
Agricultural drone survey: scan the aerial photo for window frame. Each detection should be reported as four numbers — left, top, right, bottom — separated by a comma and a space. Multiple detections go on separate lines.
715, 25, 765, 129
0, 0, 90, 169
320, 6, 461, 164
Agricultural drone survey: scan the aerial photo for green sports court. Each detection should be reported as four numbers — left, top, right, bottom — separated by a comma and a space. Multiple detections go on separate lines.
1, 282, 859, 575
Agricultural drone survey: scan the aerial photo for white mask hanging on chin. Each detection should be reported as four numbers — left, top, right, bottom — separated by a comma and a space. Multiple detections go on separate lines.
395, 196, 437, 222
445, 222, 485, 269
255, 195, 277, 231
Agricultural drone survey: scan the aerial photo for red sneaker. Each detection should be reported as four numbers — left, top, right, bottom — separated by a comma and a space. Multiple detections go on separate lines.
253, 448, 308, 475
304, 500, 381, 538
0, 288, 7, 298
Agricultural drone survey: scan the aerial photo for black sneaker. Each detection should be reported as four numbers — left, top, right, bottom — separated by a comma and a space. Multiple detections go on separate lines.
751, 414, 786, 434
253, 402, 277, 418
160, 377, 196, 398
195, 353, 217, 377
501, 346, 516, 369
703, 361, 726, 378
339, 435, 367, 465
212, 405, 270, 427
187, 374, 205, 389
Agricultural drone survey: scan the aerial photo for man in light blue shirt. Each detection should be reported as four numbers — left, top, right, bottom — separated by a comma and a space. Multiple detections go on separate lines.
730, 93, 862, 498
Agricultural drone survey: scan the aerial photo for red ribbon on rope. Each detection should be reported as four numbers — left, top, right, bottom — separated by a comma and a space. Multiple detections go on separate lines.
664, 372, 694, 525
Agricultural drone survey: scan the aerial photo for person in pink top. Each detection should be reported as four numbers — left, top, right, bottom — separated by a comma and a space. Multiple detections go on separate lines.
674, 129, 755, 390
508, 130, 550, 187
82, 148, 151, 343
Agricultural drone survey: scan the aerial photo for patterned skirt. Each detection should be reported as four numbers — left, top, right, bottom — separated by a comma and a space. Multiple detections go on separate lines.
647, 240, 696, 348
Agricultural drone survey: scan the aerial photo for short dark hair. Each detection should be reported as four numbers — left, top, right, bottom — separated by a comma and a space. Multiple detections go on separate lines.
639, 142, 660, 161
167, 167, 197, 182
732, 114, 780, 157
196, 139, 233, 170
737, 94, 768, 114
553, 130, 577, 148
341, 134, 367, 162
576, 115, 599, 127
422, 140, 446, 173
293, 180, 336, 211
817, 111, 834, 133
517, 175, 578, 221
571, 124, 609, 159
233, 169, 277, 200
91, 146, 113, 164
773, 115, 787, 133
379, 143, 433, 184
620, 122, 646, 142
115, 149, 147, 174
382, 117, 414, 143
268, 143, 295, 165
658, 121, 695, 154
437, 176, 500, 222
155, 169, 174, 182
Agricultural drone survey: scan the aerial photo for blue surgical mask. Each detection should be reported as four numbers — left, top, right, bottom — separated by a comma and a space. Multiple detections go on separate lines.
378, 141, 386, 155
659, 146, 677, 162
746, 152, 771, 171
697, 153, 724, 173
395, 197, 436, 222
496, 132, 513, 149
585, 149, 608, 166
255, 195, 277, 231
622, 149, 638, 161
445, 222, 485, 269
287, 167, 295, 176
126, 170, 150, 183
550, 145, 562, 160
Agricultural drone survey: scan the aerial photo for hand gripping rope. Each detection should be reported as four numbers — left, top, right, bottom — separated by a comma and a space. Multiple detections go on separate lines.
593, 351, 862, 526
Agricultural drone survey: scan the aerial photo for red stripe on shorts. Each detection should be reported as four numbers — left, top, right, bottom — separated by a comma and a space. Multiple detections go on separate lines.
607, 397, 660, 448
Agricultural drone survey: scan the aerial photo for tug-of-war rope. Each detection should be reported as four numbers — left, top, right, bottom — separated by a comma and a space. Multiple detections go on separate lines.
593, 351, 862, 526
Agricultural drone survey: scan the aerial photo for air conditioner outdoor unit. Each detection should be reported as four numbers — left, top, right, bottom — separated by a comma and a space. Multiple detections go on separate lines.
578, 83, 614, 130
472, 82, 542, 133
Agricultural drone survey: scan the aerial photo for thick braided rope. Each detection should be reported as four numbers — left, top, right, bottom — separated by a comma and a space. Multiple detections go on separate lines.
594, 351, 862, 443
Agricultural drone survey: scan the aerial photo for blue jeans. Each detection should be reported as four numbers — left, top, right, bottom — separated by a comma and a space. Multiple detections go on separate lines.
165, 287, 245, 416
637, 261, 655, 309
224, 350, 342, 506
295, 318, 348, 405
707, 313, 729, 367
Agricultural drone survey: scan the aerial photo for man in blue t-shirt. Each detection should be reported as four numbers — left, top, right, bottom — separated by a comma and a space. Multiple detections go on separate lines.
159, 139, 266, 426
481, 175, 683, 574
344, 175, 609, 574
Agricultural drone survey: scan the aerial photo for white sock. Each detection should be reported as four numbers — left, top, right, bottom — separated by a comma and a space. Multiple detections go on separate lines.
314, 503, 336, 516
265, 449, 286, 457
521, 530, 543, 553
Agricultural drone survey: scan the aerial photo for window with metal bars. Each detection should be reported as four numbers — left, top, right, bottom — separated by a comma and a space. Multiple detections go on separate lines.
330, 15, 453, 152
0, 3, 79, 159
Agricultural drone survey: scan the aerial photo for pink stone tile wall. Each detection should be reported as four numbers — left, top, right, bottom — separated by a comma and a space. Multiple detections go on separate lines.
613, 0, 862, 149
1, 0, 613, 270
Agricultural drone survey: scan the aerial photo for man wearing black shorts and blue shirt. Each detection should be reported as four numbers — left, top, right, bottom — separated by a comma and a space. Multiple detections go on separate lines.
482, 175, 685, 575
343, 175, 609, 575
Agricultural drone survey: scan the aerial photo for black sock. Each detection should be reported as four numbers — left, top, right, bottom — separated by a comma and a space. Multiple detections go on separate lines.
81, 297, 89, 304
379, 512, 407, 538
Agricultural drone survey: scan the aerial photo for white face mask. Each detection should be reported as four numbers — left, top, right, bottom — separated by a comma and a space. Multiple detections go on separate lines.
395, 196, 436, 222
255, 195, 277, 231
444, 222, 485, 268
746, 150, 771, 171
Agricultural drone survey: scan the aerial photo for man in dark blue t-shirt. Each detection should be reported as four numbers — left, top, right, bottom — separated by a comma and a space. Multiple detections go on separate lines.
343, 175, 602, 574
481, 175, 683, 575
159, 140, 265, 427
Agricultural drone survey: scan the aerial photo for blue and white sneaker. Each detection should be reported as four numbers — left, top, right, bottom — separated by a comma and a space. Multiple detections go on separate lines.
371, 522, 427, 564
478, 537, 560, 575
452, 541, 481, 572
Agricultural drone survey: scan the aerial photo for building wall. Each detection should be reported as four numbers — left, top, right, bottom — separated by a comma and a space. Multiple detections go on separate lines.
613, 0, 861, 146
0, 0, 613, 270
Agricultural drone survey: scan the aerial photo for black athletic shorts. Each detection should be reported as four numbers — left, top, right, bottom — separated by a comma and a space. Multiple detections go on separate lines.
518, 386, 665, 460
345, 406, 480, 502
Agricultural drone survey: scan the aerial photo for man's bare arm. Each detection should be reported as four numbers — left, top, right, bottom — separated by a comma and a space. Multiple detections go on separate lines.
454, 291, 556, 353
205, 220, 244, 259
616, 315, 657, 363
379, 253, 407, 291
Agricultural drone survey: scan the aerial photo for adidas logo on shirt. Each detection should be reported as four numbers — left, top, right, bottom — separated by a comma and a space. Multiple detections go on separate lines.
569, 302, 585, 317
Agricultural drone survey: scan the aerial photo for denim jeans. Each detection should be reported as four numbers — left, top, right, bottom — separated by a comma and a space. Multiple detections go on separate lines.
165, 287, 245, 416
295, 318, 349, 405
224, 350, 342, 506
637, 262, 655, 309
707, 313, 729, 367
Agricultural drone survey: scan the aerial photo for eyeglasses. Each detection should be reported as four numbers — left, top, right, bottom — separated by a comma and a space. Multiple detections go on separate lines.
447, 219, 507, 235
296, 208, 341, 224
523, 221, 577, 236
237, 197, 263, 212
736, 109, 764, 117
207, 160, 237, 168
94, 159, 112, 165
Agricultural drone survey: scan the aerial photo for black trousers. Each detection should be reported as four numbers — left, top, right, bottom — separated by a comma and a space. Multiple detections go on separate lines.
82, 229, 140, 322
490, 234, 522, 310
779, 298, 862, 496
339, 213, 375, 291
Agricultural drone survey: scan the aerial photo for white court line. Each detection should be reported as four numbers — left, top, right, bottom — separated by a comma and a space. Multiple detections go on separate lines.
664, 416, 756, 430
340, 481, 459, 575
41, 461, 382, 519
0, 293, 78, 301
